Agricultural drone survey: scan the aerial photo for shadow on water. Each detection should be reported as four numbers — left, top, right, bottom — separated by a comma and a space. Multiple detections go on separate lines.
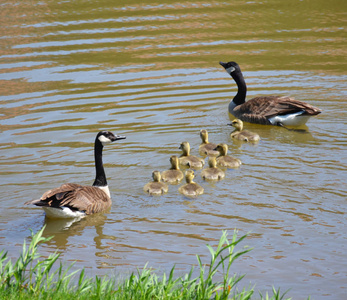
40, 213, 110, 251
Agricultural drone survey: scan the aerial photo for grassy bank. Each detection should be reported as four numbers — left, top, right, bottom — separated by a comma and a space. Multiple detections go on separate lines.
0, 227, 301, 299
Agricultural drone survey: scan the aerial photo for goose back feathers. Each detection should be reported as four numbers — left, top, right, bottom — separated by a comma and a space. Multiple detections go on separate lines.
219, 61, 321, 126
25, 131, 126, 218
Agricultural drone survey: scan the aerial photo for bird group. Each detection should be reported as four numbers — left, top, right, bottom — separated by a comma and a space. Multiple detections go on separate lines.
25, 60, 321, 219
143, 124, 257, 198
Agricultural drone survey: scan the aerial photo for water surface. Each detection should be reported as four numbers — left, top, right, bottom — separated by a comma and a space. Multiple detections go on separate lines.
0, 0, 346, 299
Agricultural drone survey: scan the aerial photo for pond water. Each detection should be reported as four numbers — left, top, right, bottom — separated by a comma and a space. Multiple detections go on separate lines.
0, 0, 346, 298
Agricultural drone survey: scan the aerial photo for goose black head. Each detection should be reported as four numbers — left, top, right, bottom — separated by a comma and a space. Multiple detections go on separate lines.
97, 131, 126, 146
219, 61, 241, 75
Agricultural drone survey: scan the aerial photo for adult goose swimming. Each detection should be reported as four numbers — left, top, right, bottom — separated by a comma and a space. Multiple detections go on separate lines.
24, 131, 126, 219
219, 61, 322, 127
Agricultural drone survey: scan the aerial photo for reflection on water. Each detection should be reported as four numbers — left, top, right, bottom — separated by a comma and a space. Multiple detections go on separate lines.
0, 0, 346, 299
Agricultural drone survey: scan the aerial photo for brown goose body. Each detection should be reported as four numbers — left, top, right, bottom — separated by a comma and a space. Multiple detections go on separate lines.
219, 61, 321, 126
201, 157, 225, 181
27, 183, 112, 217
214, 143, 241, 169
161, 156, 184, 184
179, 141, 205, 169
143, 171, 169, 196
25, 131, 126, 219
199, 129, 219, 157
178, 170, 204, 197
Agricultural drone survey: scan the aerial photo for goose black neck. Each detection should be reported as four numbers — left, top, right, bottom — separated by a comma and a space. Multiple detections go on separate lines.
93, 139, 107, 187
231, 71, 247, 105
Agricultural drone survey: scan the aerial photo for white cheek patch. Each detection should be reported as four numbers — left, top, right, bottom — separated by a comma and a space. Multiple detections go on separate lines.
225, 66, 235, 74
98, 135, 112, 145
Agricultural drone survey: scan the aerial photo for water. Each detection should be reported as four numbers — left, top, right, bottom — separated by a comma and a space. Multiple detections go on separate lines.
1, 0, 346, 298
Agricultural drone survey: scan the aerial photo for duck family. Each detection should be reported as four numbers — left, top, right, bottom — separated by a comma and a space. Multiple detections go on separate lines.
143, 128, 243, 198
25, 60, 321, 218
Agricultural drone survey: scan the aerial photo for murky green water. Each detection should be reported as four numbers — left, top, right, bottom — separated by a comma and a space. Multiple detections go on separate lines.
1, 0, 346, 298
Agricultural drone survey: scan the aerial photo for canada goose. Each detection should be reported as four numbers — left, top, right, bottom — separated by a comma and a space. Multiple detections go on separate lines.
24, 131, 126, 219
199, 129, 219, 156
178, 170, 204, 197
201, 157, 225, 181
228, 119, 260, 143
219, 61, 321, 127
161, 155, 184, 184
143, 171, 169, 196
214, 143, 241, 169
179, 141, 205, 169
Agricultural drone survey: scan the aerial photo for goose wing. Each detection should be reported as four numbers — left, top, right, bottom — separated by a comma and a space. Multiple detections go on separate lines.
234, 96, 321, 124
25, 184, 111, 214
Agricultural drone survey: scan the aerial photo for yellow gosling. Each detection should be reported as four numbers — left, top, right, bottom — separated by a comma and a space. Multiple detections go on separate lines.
229, 119, 260, 143
161, 155, 184, 184
201, 157, 225, 181
214, 143, 241, 169
178, 170, 204, 197
179, 141, 204, 169
199, 129, 219, 156
143, 171, 169, 196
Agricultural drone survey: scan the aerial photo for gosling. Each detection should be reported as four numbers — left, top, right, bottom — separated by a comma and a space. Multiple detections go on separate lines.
214, 143, 241, 169
143, 171, 168, 196
161, 155, 184, 184
201, 157, 225, 181
228, 119, 260, 143
199, 129, 219, 156
179, 141, 204, 169
178, 170, 204, 197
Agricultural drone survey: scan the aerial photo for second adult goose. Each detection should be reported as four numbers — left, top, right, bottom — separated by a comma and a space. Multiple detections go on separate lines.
228, 119, 260, 143
24, 131, 126, 219
179, 141, 205, 169
219, 61, 321, 126
214, 143, 241, 169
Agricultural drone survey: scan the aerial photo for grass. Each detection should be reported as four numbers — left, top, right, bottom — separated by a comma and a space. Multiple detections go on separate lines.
0, 227, 303, 299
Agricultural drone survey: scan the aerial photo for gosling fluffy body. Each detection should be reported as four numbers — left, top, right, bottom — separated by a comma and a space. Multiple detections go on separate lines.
199, 129, 219, 157
214, 143, 241, 169
179, 141, 204, 169
178, 170, 204, 197
143, 171, 169, 196
201, 157, 225, 181
229, 119, 260, 142
161, 155, 184, 184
